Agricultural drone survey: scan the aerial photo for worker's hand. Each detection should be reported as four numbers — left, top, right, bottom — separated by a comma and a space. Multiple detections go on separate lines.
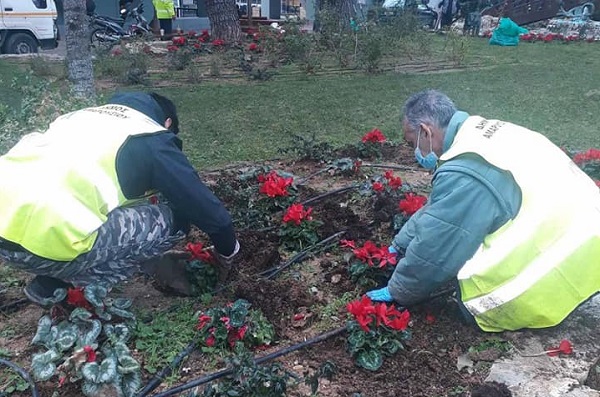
366, 286, 394, 302
214, 240, 241, 282
388, 246, 398, 254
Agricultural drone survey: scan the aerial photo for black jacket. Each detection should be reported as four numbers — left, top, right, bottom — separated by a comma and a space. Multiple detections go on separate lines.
109, 92, 237, 256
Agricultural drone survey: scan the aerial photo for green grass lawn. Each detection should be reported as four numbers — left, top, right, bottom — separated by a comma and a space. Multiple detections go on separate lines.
3, 38, 600, 168
154, 40, 600, 168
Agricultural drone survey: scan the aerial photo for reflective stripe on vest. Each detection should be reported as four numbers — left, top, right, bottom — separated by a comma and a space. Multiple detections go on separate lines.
0, 105, 166, 261
440, 116, 600, 332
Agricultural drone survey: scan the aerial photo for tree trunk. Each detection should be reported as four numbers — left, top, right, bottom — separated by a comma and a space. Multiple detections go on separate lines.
64, 0, 96, 101
315, 0, 356, 31
206, 0, 242, 43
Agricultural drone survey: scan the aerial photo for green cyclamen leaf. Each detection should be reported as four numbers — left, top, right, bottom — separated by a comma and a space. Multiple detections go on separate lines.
31, 350, 59, 381
113, 297, 133, 310
98, 357, 118, 383
82, 362, 100, 382
31, 315, 52, 345
118, 355, 140, 374
120, 371, 142, 397
54, 327, 78, 351
70, 307, 93, 322
81, 380, 102, 397
84, 285, 108, 308
356, 349, 383, 371
82, 320, 103, 346
107, 306, 135, 321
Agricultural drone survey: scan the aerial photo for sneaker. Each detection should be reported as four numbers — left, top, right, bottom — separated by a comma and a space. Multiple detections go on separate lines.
23, 275, 73, 307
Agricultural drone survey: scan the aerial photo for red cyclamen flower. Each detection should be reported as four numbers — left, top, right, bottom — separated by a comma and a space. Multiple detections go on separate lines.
361, 128, 386, 143
283, 203, 313, 225
185, 242, 214, 263
573, 148, 600, 165
372, 181, 385, 192
259, 171, 293, 198
83, 345, 97, 362
399, 193, 427, 216
66, 287, 94, 311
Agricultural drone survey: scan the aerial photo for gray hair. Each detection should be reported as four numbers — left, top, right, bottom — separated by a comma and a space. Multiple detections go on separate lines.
402, 90, 457, 132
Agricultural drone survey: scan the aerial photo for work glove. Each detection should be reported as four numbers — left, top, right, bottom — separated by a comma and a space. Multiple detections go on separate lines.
214, 240, 241, 283
366, 286, 394, 302
388, 246, 398, 254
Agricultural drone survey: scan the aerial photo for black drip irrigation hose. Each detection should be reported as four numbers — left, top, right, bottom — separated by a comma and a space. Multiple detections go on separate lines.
361, 163, 420, 172
259, 231, 346, 279
0, 358, 39, 397
150, 326, 348, 397
301, 185, 359, 206
137, 336, 201, 397
0, 298, 29, 313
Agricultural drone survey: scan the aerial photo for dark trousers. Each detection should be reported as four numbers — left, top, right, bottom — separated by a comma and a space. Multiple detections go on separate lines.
159, 19, 173, 35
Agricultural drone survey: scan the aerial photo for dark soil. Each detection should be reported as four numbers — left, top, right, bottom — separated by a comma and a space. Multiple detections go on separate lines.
0, 140, 509, 397
471, 381, 513, 397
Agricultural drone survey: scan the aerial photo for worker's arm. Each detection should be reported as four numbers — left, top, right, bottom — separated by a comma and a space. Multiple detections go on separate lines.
391, 207, 425, 254
148, 134, 237, 256
387, 160, 520, 304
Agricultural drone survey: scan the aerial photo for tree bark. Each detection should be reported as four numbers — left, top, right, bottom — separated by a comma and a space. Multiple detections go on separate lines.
64, 0, 96, 101
206, 0, 242, 43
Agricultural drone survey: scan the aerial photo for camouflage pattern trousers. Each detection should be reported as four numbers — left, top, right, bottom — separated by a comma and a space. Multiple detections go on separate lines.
0, 204, 184, 287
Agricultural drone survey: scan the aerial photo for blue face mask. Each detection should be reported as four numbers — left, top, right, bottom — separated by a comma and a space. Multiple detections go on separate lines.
414, 129, 438, 170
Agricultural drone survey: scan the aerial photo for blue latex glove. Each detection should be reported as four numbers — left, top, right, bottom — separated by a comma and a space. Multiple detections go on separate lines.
388, 246, 398, 254
366, 287, 394, 302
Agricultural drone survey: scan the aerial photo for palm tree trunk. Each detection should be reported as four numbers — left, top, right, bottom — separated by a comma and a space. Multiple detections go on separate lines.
64, 0, 96, 102
206, 0, 242, 42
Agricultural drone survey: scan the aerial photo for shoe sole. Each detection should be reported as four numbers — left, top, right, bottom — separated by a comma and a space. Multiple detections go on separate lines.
22, 285, 52, 308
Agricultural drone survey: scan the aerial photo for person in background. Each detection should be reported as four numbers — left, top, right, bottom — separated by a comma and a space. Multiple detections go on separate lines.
152, 0, 176, 36
366, 89, 600, 332
0, 92, 239, 306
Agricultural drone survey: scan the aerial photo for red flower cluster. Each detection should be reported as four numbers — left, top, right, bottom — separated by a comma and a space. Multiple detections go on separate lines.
573, 148, 600, 164
212, 38, 225, 47
347, 295, 410, 332
185, 242, 214, 263
197, 314, 248, 348
248, 42, 258, 51
520, 32, 594, 43
66, 287, 94, 311
340, 240, 397, 268
399, 193, 427, 216
362, 128, 386, 143
187, 30, 197, 38
258, 171, 294, 197
167, 45, 179, 52
283, 203, 314, 225
383, 170, 402, 190
198, 29, 210, 42
172, 36, 186, 46
372, 181, 384, 192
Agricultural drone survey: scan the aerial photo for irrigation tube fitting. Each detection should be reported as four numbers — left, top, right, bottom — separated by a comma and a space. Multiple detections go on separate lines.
0, 358, 39, 397
149, 326, 348, 397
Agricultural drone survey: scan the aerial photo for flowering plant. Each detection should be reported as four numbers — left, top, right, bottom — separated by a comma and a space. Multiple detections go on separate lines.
346, 296, 411, 371
184, 242, 219, 294
358, 128, 387, 159
256, 170, 297, 211
341, 240, 397, 288
398, 192, 427, 216
572, 148, 600, 184
369, 170, 403, 195
30, 285, 140, 396
196, 299, 275, 351
279, 203, 323, 251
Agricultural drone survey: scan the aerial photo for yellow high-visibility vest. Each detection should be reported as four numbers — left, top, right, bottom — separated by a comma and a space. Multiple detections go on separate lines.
440, 116, 600, 332
152, 0, 175, 19
0, 104, 166, 261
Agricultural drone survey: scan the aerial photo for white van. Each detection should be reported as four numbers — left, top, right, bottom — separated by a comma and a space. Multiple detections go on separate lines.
0, 0, 59, 54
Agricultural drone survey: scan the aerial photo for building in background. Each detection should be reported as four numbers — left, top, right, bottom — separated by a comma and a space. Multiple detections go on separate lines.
55, 0, 309, 33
